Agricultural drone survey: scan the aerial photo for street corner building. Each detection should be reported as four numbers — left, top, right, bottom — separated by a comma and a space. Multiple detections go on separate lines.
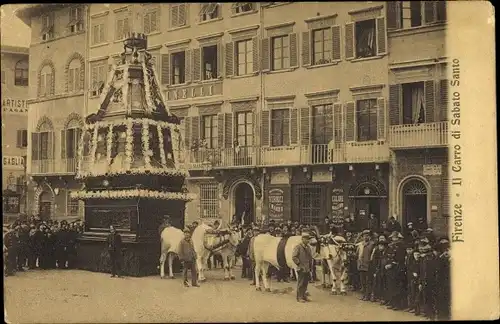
16, 2, 450, 235
1, 44, 30, 223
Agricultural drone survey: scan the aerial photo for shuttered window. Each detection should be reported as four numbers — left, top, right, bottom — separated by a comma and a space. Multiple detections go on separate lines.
200, 3, 220, 21
202, 115, 218, 149
387, 1, 446, 30
355, 19, 377, 58
356, 99, 378, 142
171, 51, 186, 85
347, 17, 386, 59
143, 8, 159, 34
14, 60, 29, 86
271, 35, 289, 70
116, 16, 130, 41
200, 182, 219, 219
39, 65, 53, 97
236, 111, 253, 147
312, 104, 334, 144
312, 28, 332, 65
170, 4, 187, 28
202, 45, 219, 80
67, 59, 81, 92
402, 82, 426, 124
91, 23, 106, 45
271, 109, 290, 147
90, 61, 107, 97
232, 3, 254, 14
16, 130, 28, 148
236, 39, 253, 76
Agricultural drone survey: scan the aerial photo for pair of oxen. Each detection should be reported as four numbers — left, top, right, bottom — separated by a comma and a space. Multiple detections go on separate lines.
159, 223, 356, 295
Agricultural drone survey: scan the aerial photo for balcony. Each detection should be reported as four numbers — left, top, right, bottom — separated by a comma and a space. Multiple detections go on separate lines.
344, 141, 390, 163
260, 146, 302, 166
31, 158, 78, 175
300, 144, 345, 165
388, 121, 449, 149
187, 146, 259, 170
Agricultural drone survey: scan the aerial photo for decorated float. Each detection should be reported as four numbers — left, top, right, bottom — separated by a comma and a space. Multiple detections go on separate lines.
71, 33, 195, 276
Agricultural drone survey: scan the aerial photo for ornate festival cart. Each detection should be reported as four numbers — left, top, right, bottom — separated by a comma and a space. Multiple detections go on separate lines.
72, 33, 195, 276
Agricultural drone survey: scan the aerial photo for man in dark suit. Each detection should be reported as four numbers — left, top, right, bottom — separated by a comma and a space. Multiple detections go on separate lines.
178, 228, 199, 288
292, 232, 313, 303
106, 225, 123, 278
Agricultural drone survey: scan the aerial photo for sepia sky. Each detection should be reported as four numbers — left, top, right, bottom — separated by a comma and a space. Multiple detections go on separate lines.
1, 4, 31, 48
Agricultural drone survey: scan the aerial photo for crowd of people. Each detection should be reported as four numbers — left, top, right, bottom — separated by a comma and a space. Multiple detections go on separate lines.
227, 215, 450, 321
3, 215, 84, 276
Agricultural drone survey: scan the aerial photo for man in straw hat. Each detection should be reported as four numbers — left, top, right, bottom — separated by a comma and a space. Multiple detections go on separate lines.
292, 232, 313, 303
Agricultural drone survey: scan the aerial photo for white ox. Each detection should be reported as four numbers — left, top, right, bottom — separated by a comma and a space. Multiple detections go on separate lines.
192, 223, 242, 282
251, 233, 322, 292
318, 235, 352, 295
159, 226, 184, 279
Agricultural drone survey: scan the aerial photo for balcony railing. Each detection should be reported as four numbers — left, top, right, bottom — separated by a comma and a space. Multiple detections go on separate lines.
300, 144, 345, 165
186, 146, 258, 169
31, 158, 78, 175
388, 121, 449, 149
344, 141, 390, 163
260, 146, 302, 166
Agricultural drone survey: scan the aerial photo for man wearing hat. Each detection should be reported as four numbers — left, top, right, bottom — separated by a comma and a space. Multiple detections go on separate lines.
404, 242, 420, 313
292, 232, 313, 302
435, 237, 451, 320
370, 234, 389, 303
4, 225, 19, 276
106, 225, 123, 278
416, 238, 436, 319
357, 229, 375, 301
178, 228, 199, 287
238, 227, 253, 279
385, 232, 406, 310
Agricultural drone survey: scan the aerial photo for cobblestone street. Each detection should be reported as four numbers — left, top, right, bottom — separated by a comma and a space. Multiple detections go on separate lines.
5, 266, 423, 323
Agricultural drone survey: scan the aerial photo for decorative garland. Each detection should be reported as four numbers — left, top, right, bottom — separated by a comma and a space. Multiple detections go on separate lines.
157, 124, 167, 166
75, 166, 188, 179
106, 124, 113, 166
122, 66, 129, 108
99, 68, 116, 107
125, 119, 133, 169
70, 189, 196, 201
83, 118, 179, 132
142, 119, 151, 168
141, 60, 154, 115
77, 130, 86, 174
89, 122, 99, 168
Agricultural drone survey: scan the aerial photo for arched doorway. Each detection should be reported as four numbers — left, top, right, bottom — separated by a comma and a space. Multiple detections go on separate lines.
351, 183, 384, 230
233, 182, 255, 225
401, 179, 428, 225
39, 191, 53, 220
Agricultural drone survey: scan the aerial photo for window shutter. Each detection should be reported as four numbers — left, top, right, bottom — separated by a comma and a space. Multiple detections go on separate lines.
144, 13, 151, 34
301, 31, 311, 66
333, 103, 343, 144
225, 42, 234, 77
61, 130, 67, 158
117, 19, 124, 40
289, 33, 298, 68
376, 17, 387, 56
124, 18, 130, 36
217, 42, 222, 78
170, 5, 178, 27
387, 1, 401, 30
439, 79, 449, 121
424, 1, 436, 24
185, 49, 192, 83
68, 69, 74, 92
290, 108, 298, 145
389, 84, 401, 125
436, 1, 447, 22
191, 116, 200, 146
377, 97, 386, 140
75, 128, 82, 159
16, 130, 22, 148
161, 54, 170, 85
100, 24, 105, 43
345, 101, 355, 142
179, 4, 187, 26
261, 110, 270, 146
424, 80, 435, 123
184, 117, 191, 149
32, 132, 40, 160
325, 105, 334, 142
218, 113, 224, 148
193, 48, 201, 82
261, 38, 270, 72
331, 26, 341, 61
224, 113, 233, 148
252, 36, 260, 72
47, 73, 54, 95
300, 107, 310, 145
48, 131, 55, 159
75, 67, 81, 91
345, 22, 355, 60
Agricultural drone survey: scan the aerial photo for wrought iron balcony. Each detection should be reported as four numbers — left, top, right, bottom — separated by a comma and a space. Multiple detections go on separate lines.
388, 121, 449, 149
31, 158, 78, 175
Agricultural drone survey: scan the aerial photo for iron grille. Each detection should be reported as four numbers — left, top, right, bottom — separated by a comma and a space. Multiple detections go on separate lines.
295, 184, 323, 225
200, 182, 219, 218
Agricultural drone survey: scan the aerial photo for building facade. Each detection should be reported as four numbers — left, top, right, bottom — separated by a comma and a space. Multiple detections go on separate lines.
1, 45, 30, 221
16, 4, 88, 221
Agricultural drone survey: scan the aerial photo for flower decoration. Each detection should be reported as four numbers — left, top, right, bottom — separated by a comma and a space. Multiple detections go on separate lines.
157, 124, 167, 167
106, 124, 113, 166
70, 189, 196, 201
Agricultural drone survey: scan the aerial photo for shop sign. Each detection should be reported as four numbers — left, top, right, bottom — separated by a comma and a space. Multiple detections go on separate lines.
423, 164, 442, 176
312, 170, 331, 182
270, 171, 289, 185
3, 156, 25, 169
165, 81, 222, 101
331, 188, 344, 226
268, 188, 284, 221
2, 98, 28, 114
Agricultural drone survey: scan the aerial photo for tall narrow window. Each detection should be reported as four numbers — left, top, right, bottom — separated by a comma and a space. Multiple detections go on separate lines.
236, 111, 253, 147
402, 82, 425, 124
67, 59, 81, 92
202, 45, 218, 80
16, 130, 28, 148
401, 1, 422, 28
355, 19, 377, 58
14, 60, 29, 86
236, 39, 253, 75
271, 108, 290, 147
90, 61, 107, 97
202, 115, 218, 149
69, 6, 84, 33
171, 51, 186, 85
41, 14, 54, 41
271, 35, 289, 70
312, 28, 332, 65
356, 99, 378, 141
170, 4, 187, 28
312, 104, 333, 144
39, 65, 53, 97
91, 23, 106, 45
116, 16, 130, 41
200, 183, 219, 218
200, 3, 219, 21
143, 8, 159, 34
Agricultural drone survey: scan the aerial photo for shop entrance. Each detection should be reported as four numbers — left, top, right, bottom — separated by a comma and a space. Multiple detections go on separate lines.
402, 179, 428, 225
234, 182, 254, 225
